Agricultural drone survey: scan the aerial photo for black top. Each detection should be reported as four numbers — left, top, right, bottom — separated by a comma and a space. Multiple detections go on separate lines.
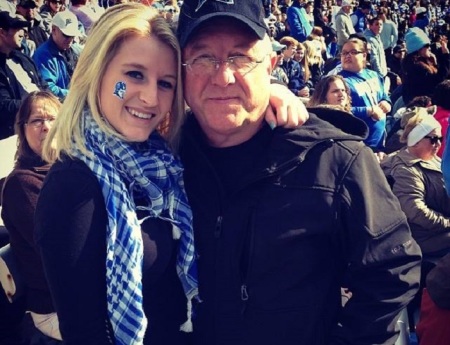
35, 157, 189, 345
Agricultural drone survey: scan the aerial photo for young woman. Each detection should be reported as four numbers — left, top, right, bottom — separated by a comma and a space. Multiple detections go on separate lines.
307, 75, 352, 112
35, 5, 197, 344
1, 91, 62, 343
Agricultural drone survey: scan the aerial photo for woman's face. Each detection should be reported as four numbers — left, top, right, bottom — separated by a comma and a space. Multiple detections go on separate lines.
25, 99, 58, 156
49, 0, 63, 13
325, 79, 349, 108
99, 34, 177, 142
412, 127, 442, 160
294, 46, 304, 62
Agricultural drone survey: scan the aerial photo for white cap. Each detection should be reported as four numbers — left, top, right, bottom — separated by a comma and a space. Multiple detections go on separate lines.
342, 0, 353, 7
52, 11, 79, 37
407, 113, 441, 147
415, 7, 427, 14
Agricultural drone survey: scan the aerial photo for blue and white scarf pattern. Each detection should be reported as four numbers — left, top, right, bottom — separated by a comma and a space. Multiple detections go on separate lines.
71, 110, 199, 345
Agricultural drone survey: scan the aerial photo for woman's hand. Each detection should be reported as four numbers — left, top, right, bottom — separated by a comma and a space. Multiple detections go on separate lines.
266, 83, 309, 129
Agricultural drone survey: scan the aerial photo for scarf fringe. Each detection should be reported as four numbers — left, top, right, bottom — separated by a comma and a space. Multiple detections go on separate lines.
179, 296, 193, 332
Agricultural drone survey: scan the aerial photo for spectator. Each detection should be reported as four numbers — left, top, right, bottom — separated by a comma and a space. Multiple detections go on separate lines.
69, 0, 104, 34
35, 4, 199, 344
271, 40, 289, 85
33, 11, 80, 99
382, 112, 450, 258
334, 0, 355, 52
339, 37, 391, 150
379, 7, 398, 59
39, 0, 64, 36
0, 11, 46, 140
363, 16, 388, 77
402, 27, 450, 105
307, 74, 352, 112
2, 91, 62, 343
280, 36, 310, 97
350, 0, 371, 33
413, 7, 430, 32
287, 0, 313, 42
16, 0, 48, 48
177, 0, 421, 344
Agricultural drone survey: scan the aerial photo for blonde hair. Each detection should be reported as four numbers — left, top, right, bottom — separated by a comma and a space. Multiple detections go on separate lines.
303, 40, 323, 66
43, 3, 184, 162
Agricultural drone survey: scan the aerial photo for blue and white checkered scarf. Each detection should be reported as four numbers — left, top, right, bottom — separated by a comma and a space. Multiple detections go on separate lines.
71, 110, 199, 345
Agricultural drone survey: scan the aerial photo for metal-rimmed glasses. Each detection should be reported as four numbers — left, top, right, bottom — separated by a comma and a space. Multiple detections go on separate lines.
25, 117, 56, 129
182, 55, 269, 77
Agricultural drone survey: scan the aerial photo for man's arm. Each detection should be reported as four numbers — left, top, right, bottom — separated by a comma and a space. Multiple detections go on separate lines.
331, 146, 421, 345
0, 78, 22, 140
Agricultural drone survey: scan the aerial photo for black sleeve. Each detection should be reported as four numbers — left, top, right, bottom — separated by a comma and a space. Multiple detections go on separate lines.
35, 160, 113, 345
331, 146, 422, 345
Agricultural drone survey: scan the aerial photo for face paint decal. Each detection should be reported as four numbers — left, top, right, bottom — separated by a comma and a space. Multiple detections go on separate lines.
113, 81, 127, 99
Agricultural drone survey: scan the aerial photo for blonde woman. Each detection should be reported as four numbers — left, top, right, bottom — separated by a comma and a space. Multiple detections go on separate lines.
35, 4, 197, 344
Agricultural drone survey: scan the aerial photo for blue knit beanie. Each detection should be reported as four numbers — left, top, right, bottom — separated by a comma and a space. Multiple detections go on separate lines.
405, 27, 430, 54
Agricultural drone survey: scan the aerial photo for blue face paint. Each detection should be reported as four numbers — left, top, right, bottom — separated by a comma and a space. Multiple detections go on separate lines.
113, 81, 126, 100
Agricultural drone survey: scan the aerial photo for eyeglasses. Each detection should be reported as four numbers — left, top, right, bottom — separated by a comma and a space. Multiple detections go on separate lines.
25, 117, 55, 129
182, 55, 268, 77
340, 50, 364, 57
276, 49, 286, 56
424, 135, 443, 145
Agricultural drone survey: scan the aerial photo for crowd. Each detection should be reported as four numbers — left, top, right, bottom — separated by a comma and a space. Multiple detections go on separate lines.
0, 0, 449, 344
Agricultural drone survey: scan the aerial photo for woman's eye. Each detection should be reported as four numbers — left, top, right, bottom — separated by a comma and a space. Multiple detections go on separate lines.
158, 80, 174, 90
126, 71, 144, 80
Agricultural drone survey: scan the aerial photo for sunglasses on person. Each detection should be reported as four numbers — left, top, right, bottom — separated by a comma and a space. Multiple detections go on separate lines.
424, 135, 443, 145
276, 48, 286, 56
50, 0, 63, 4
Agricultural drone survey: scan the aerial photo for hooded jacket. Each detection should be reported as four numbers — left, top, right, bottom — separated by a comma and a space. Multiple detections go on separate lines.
180, 108, 421, 345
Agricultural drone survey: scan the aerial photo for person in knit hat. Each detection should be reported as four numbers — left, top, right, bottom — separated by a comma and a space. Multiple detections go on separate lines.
401, 27, 450, 104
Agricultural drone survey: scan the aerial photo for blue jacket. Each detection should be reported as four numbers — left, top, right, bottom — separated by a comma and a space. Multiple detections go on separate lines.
351, 9, 367, 33
286, 5, 312, 42
339, 68, 391, 149
33, 38, 75, 99
281, 59, 307, 96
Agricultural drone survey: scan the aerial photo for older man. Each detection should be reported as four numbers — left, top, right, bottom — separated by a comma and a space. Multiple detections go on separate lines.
177, 1, 421, 345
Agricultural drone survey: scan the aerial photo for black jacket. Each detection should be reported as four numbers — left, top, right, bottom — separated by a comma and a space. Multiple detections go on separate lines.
0, 50, 46, 140
180, 108, 422, 345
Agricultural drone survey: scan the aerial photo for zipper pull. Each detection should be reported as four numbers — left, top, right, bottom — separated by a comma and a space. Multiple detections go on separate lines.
241, 284, 249, 301
214, 215, 223, 238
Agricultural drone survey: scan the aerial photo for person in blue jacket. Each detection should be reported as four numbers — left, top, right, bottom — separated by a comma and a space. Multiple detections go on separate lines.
286, 0, 312, 42
339, 37, 391, 150
32, 11, 80, 99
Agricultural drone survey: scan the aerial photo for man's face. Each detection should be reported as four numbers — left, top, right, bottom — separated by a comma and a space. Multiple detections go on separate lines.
369, 19, 383, 35
183, 19, 275, 148
17, 6, 35, 20
0, 27, 25, 51
52, 26, 74, 51
283, 44, 296, 59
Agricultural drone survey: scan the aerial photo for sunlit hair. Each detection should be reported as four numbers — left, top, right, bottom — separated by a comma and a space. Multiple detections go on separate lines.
279, 36, 298, 48
295, 41, 310, 81
43, 3, 184, 163
15, 91, 61, 164
308, 75, 352, 113
303, 40, 323, 66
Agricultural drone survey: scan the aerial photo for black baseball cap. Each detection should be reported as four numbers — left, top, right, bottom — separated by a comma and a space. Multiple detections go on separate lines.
17, 0, 37, 8
0, 11, 30, 30
177, 0, 269, 48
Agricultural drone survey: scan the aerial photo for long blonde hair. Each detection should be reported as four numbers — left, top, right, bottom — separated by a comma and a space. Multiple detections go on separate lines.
43, 3, 185, 162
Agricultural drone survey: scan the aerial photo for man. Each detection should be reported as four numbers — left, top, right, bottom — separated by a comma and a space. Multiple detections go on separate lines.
335, 0, 355, 52
33, 11, 80, 99
16, 0, 48, 48
286, 0, 312, 42
379, 7, 398, 59
363, 16, 387, 77
0, 11, 45, 139
350, 0, 371, 33
177, 1, 421, 344
279, 36, 310, 97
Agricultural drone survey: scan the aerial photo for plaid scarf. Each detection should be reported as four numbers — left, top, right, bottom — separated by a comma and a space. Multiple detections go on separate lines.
71, 110, 198, 345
